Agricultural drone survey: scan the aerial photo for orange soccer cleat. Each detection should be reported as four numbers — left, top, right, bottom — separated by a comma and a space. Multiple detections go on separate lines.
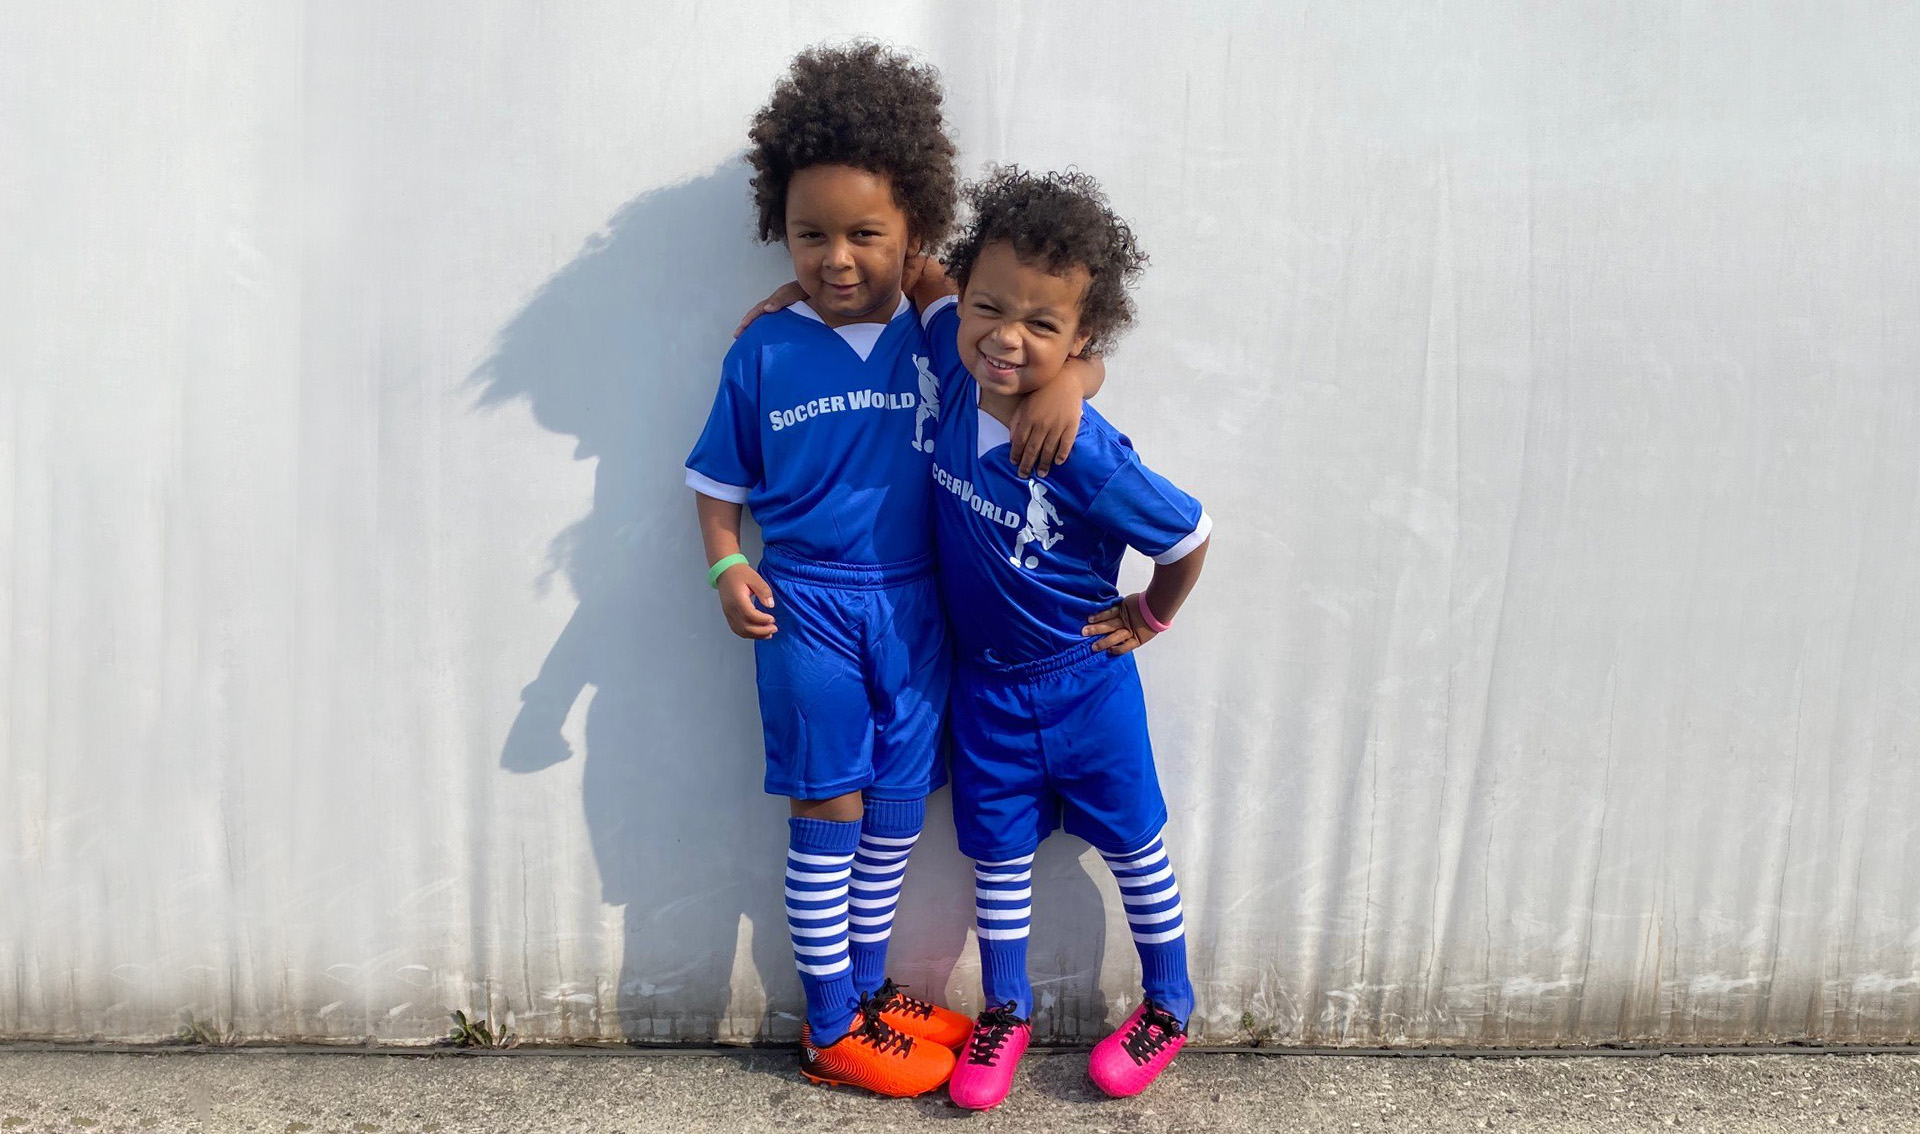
866, 979, 972, 1050
799, 1010, 957, 1097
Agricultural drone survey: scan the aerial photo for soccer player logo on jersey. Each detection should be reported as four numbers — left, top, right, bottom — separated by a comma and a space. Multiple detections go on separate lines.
913, 354, 940, 452
1009, 480, 1064, 569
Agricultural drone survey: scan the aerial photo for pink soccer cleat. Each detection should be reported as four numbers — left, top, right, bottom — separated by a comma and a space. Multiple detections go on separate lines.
1088, 999, 1187, 1097
947, 1003, 1031, 1110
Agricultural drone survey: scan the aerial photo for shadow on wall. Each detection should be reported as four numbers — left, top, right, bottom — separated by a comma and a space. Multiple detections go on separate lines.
470, 163, 1114, 1043
472, 166, 796, 1041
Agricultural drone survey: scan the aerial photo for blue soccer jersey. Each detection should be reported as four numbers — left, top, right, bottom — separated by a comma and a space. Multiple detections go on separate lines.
922, 300, 1212, 668
686, 296, 942, 566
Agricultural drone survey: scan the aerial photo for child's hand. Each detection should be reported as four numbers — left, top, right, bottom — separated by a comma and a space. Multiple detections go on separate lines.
734, 281, 809, 337
1009, 377, 1083, 478
1082, 593, 1157, 656
716, 563, 778, 639
902, 252, 930, 297
904, 253, 956, 311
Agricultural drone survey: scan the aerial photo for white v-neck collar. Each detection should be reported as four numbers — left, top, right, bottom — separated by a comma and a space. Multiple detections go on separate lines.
976, 403, 1011, 459
786, 295, 911, 362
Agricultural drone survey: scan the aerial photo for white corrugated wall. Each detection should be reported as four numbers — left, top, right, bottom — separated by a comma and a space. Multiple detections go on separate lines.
3, 1, 1917, 1045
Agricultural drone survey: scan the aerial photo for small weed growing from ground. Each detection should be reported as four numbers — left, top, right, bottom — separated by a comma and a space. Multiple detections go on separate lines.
1240, 1011, 1277, 1047
444, 1009, 517, 1049
175, 1014, 237, 1046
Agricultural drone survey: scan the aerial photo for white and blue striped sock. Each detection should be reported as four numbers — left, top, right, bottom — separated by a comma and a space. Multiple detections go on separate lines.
973, 853, 1035, 1019
1101, 832, 1194, 1024
848, 797, 925, 995
787, 817, 861, 1043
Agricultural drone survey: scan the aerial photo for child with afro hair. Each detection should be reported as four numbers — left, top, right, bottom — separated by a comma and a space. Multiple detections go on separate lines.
908, 167, 1211, 1108
686, 46, 1097, 1097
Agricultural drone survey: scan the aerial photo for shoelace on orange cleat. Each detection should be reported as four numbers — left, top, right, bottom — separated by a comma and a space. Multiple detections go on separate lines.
851, 995, 917, 1057
871, 978, 937, 1021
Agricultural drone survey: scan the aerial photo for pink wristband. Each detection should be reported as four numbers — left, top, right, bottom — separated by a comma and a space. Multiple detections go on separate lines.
1134, 593, 1173, 634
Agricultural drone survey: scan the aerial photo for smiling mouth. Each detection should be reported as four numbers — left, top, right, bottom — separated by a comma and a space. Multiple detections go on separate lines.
980, 355, 1020, 379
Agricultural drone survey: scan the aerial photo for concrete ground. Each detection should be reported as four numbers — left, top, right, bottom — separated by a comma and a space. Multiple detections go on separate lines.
2, 1048, 1918, 1133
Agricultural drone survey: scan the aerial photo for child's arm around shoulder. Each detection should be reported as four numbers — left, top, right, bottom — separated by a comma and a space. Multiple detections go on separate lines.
1010, 354, 1104, 479
734, 282, 809, 337
911, 253, 1105, 479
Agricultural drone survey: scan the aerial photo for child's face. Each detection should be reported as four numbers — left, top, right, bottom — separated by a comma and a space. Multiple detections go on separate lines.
957, 241, 1093, 398
783, 164, 914, 327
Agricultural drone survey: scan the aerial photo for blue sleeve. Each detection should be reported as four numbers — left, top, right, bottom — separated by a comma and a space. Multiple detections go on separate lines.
922, 298, 974, 406
685, 337, 762, 499
1083, 440, 1209, 561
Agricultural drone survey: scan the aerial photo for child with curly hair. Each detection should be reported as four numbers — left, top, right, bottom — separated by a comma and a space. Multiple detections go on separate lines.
685, 44, 1095, 1097
909, 168, 1211, 1108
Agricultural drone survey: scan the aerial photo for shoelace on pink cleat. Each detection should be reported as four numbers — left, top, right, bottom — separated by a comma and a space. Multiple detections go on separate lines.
965, 1004, 1026, 1065
1119, 1000, 1185, 1064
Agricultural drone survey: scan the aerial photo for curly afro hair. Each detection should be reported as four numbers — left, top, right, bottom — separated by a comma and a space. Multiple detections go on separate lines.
746, 42, 958, 250
945, 167, 1149, 356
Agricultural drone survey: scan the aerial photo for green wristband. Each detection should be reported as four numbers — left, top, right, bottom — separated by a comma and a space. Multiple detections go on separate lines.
706, 553, 750, 588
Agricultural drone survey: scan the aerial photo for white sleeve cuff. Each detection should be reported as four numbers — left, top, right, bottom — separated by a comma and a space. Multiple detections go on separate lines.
920, 293, 958, 328
685, 468, 749, 504
1152, 511, 1213, 564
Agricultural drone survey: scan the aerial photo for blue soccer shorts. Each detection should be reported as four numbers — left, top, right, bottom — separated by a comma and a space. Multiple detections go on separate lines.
753, 547, 951, 801
949, 646, 1168, 860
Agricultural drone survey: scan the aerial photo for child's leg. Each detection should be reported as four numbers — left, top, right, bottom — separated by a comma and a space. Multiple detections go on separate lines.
1098, 830, 1193, 1024
786, 814, 862, 1043
857, 568, 949, 994
948, 850, 1038, 1111
1034, 649, 1188, 1026
948, 659, 1056, 1026
753, 561, 882, 1043
847, 796, 924, 996
973, 852, 1036, 1018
